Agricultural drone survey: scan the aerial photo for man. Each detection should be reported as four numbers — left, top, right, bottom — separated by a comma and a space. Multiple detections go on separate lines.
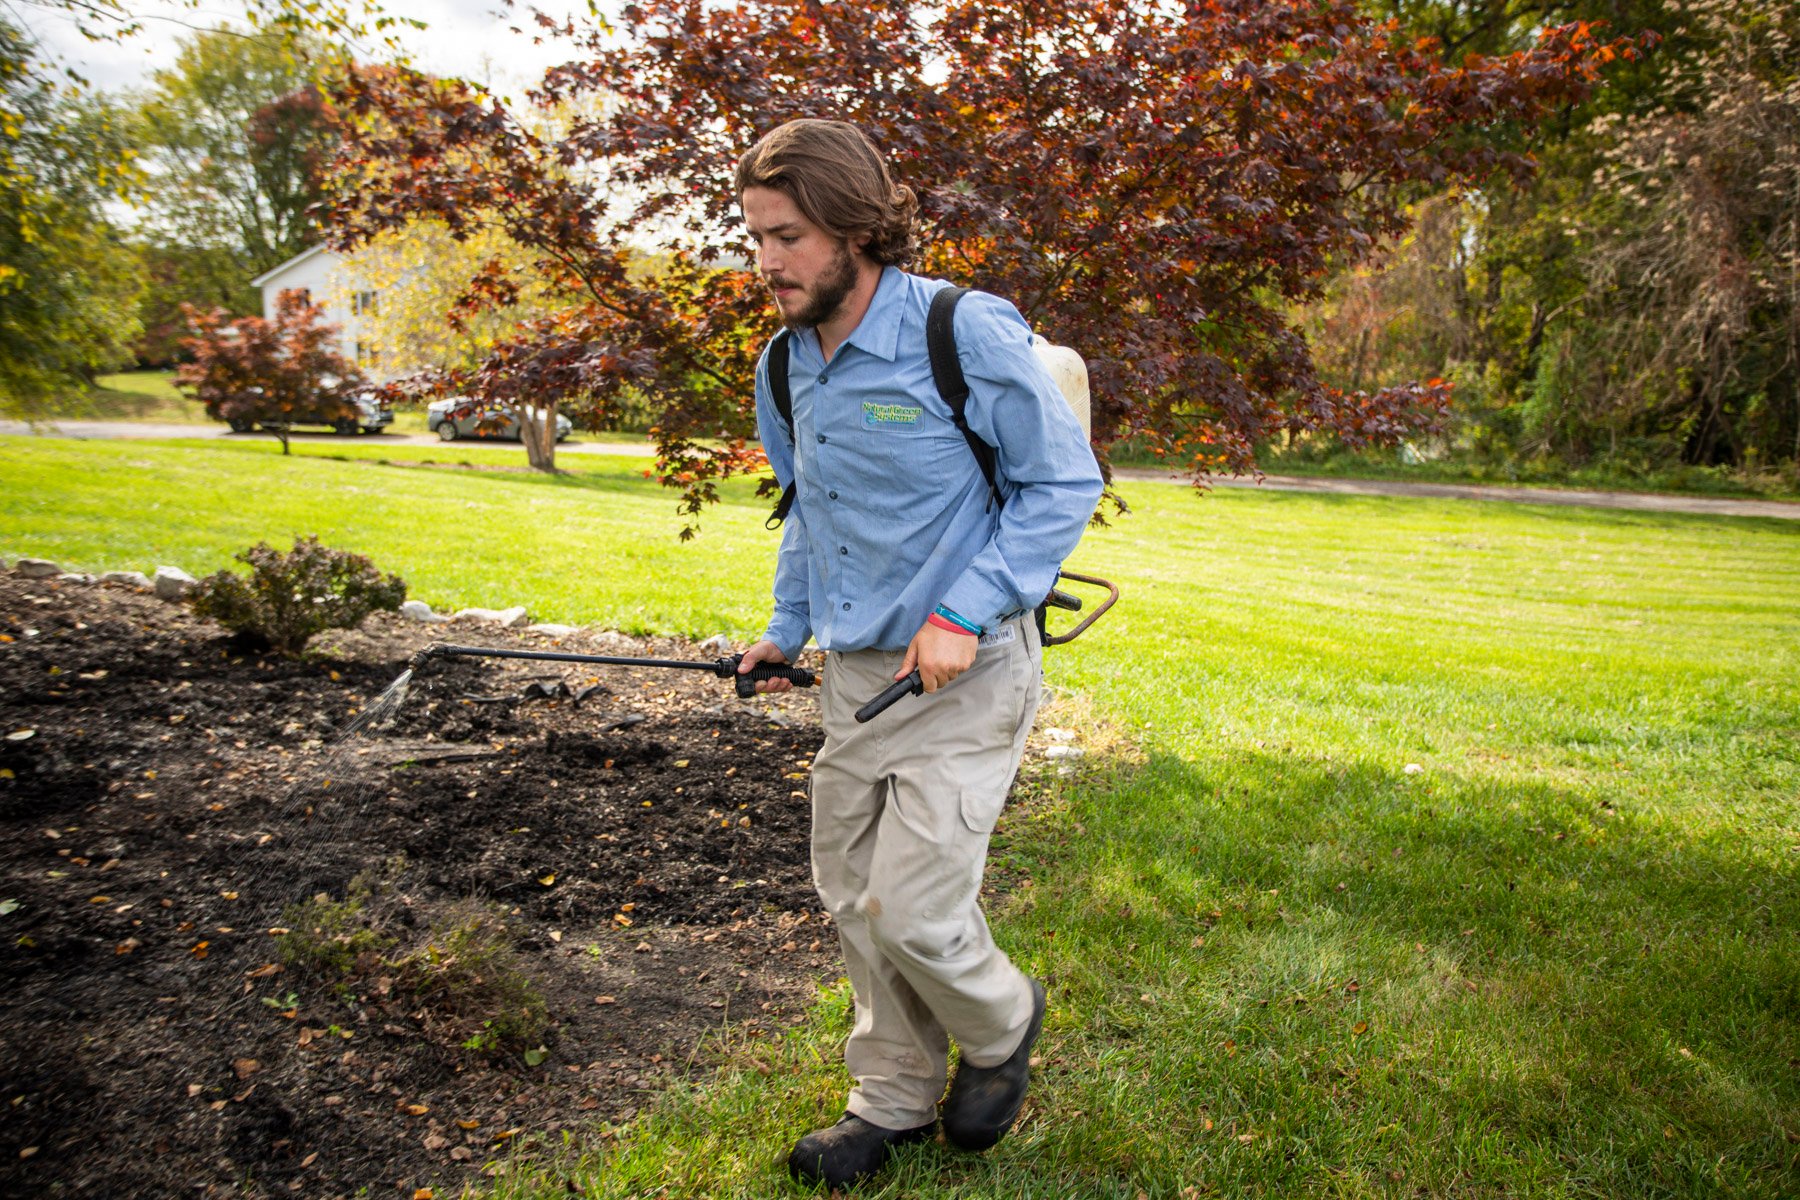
733, 119, 1103, 1188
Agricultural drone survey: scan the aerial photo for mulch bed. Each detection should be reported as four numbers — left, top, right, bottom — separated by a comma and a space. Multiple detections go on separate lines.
0, 574, 846, 1198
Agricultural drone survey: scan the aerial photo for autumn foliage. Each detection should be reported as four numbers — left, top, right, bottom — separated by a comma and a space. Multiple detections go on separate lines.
177, 289, 364, 454
322, 0, 1643, 518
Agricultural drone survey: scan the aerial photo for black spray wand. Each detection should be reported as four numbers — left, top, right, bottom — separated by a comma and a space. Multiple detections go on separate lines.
408, 643, 816, 697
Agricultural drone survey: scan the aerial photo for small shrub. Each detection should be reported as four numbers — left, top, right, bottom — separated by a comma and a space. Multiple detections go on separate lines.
277, 891, 398, 978
192, 535, 406, 655
391, 904, 549, 1052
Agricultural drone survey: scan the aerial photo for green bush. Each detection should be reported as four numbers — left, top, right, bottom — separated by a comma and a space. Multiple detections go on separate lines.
191, 535, 406, 655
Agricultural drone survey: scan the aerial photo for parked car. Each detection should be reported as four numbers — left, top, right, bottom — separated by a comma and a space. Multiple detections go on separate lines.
427, 398, 573, 442
225, 388, 393, 436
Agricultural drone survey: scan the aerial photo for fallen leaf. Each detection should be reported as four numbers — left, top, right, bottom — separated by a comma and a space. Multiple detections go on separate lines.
19, 1146, 38, 1159
232, 1058, 260, 1080
538, 873, 556, 886
190, 940, 210, 958
450, 1147, 472, 1161
245, 963, 281, 979
114, 938, 140, 955
6, 730, 35, 742
301, 1152, 318, 1167
423, 1134, 448, 1151
413, 1190, 434, 1199
457, 1119, 480, 1130
1223, 1039, 1237, 1057
524, 1046, 548, 1066
493, 1128, 521, 1141
403, 1103, 429, 1116
634, 941, 651, 953
1353, 1021, 1369, 1035
594, 995, 616, 1006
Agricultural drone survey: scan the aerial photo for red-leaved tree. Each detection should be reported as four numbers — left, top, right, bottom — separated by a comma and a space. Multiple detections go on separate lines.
323, 0, 1644, 524
177, 289, 365, 455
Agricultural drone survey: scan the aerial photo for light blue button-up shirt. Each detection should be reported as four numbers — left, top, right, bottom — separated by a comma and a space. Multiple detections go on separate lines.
756, 266, 1104, 658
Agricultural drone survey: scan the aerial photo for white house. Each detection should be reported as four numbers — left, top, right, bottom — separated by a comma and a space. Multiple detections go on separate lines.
249, 245, 387, 379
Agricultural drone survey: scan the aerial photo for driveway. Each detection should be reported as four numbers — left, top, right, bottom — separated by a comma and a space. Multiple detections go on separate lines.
0, 420, 655, 456
5, 420, 1794, 520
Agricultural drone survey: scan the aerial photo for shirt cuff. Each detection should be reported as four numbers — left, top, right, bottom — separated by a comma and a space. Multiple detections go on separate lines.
937, 576, 1013, 637
763, 613, 811, 663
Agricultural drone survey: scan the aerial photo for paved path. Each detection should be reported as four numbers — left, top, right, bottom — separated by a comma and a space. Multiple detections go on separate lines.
6, 420, 1794, 520
0, 420, 656, 456
1115, 468, 1800, 521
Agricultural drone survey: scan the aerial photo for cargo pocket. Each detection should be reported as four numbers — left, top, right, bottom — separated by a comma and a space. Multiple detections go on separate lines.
959, 785, 1007, 835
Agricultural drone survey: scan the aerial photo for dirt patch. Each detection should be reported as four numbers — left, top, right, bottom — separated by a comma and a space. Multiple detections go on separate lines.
0, 574, 838, 1198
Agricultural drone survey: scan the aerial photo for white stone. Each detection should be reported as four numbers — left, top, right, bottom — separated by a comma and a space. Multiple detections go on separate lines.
453, 605, 529, 628
589, 630, 642, 653
13, 558, 60, 578
696, 633, 734, 654
1044, 745, 1085, 760
400, 599, 449, 624
153, 566, 196, 600
1403, 762, 1424, 775
527, 623, 578, 637
100, 571, 153, 589
1044, 727, 1076, 742
56, 573, 95, 584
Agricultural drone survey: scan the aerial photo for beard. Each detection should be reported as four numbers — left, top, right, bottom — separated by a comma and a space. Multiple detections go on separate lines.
774, 243, 859, 330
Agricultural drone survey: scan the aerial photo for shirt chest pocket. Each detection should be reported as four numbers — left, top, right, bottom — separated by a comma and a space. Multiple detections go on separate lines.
839, 421, 971, 497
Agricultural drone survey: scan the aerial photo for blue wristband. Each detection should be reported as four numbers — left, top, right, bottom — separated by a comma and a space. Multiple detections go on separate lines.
932, 604, 984, 636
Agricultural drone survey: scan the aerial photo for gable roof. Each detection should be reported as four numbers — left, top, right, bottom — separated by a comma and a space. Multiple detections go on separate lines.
249, 244, 333, 289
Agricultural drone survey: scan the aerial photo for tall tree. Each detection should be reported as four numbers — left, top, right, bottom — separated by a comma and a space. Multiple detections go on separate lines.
326, 0, 1637, 510
134, 28, 341, 318
0, 0, 419, 410
0, 20, 144, 416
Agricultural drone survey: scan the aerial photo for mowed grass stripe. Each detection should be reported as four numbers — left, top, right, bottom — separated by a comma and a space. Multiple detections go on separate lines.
4, 436, 1797, 1197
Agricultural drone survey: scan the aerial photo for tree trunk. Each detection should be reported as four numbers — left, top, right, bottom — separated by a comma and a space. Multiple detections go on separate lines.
521, 404, 557, 471
272, 424, 291, 456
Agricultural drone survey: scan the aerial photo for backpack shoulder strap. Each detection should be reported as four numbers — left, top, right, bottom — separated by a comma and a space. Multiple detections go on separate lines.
927, 286, 1003, 511
765, 328, 798, 529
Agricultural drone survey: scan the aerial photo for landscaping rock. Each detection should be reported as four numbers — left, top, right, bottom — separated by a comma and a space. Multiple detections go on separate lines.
13, 558, 60, 579
696, 634, 735, 654
527, 623, 579, 638
589, 630, 643, 654
452, 605, 529, 628
56, 573, 95, 585
400, 600, 449, 624
99, 571, 153, 590
153, 566, 196, 600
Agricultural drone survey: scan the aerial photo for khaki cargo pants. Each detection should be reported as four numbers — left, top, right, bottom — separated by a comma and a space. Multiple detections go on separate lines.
810, 614, 1043, 1131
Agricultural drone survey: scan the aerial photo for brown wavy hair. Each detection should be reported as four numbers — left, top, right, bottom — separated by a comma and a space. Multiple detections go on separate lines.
735, 120, 918, 267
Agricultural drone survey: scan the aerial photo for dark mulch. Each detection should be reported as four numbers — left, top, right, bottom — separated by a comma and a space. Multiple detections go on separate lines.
0, 574, 839, 1198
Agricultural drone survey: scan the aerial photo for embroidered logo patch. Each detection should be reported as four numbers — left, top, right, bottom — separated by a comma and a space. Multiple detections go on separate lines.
862, 401, 923, 429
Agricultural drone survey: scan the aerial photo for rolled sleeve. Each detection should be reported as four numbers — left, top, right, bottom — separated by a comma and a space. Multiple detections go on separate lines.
755, 346, 813, 658
936, 293, 1104, 630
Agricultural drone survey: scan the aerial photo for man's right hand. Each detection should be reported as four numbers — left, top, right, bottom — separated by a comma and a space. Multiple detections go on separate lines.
737, 639, 795, 693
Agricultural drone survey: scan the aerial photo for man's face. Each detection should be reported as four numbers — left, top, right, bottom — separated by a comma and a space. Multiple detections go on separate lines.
741, 186, 859, 330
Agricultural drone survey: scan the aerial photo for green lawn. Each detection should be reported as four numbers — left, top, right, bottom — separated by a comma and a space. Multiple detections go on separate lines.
4, 436, 1797, 1198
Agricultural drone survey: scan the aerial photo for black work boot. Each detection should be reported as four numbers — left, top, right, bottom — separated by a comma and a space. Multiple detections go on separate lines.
941, 977, 1047, 1152
786, 1112, 936, 1188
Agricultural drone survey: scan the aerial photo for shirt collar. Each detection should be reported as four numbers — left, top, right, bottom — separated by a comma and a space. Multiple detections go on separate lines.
839, 266, 906, 363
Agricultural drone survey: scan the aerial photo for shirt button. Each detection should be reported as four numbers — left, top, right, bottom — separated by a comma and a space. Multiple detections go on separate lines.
839, 546, 848, 555
817, 374, 828, 385
817, 434, 827, 443
828, 490, 838, 500
841, 602, 851, 611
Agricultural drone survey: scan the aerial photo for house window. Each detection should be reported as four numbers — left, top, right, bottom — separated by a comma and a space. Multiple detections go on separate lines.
352, 290, 378, 315
279, 286, 313, 309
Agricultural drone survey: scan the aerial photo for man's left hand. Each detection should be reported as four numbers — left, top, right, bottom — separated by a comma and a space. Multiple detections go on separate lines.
899, 620, 978, 692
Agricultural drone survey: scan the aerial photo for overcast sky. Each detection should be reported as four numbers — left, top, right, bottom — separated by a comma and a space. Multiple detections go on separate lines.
22, 0, 609, 97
